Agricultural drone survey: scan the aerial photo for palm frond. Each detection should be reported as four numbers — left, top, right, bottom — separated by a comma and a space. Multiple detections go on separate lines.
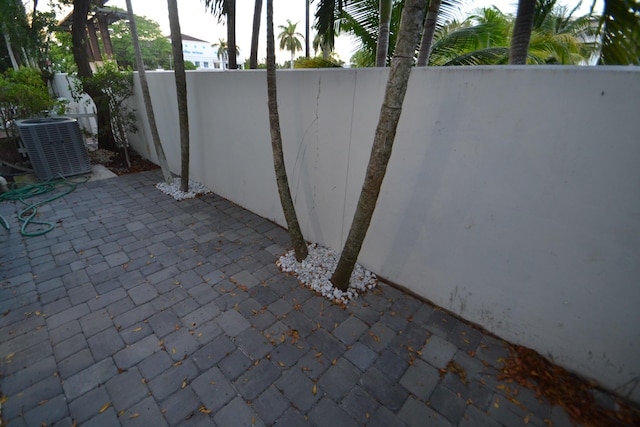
596, 0, 640, 65
442, 47, 509, 65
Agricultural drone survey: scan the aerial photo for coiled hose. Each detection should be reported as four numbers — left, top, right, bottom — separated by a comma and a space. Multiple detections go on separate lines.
0, 175, 89, 237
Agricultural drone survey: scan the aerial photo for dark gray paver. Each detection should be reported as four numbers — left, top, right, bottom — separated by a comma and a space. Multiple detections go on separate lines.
68, 385, 111, 423
159, 386, 200, 425
213, 396, 265, 427
113, 334, 161, 369
341, 385, 381, 424
318, 358, 361, 400
251, 385, 290, 425
2, 375, 63, 420
400, 359, 440, 400
276, 368, 322, 412
62, 357, 117, 400
147, 358, 199, 402
24, 394, 69, 426
191, 367, 235, 413
234, 359, 281, 401
345, 341, 378, 371
105, 367, 149, 412
310, 397, 359, 427
333, 315, 369, 345
218, 349, 252, 380
0, 170, 628, 427
120, 396, 169, 427
87, 327, 125, 361
399, 397, 454, 427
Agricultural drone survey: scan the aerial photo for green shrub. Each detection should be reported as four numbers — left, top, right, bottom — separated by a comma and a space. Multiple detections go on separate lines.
0, 67, 56, 138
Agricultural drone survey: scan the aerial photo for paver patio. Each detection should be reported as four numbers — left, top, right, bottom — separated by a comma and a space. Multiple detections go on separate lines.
0, 170, 610, 426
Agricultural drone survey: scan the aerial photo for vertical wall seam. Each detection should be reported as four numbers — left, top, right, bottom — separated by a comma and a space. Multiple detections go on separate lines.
341, 70, 358, 246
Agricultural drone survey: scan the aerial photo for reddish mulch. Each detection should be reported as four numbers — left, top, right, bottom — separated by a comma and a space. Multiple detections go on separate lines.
105, 150, 159, 176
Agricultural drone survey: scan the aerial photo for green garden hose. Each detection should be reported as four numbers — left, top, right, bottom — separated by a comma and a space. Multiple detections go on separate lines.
0, 175, 89, 237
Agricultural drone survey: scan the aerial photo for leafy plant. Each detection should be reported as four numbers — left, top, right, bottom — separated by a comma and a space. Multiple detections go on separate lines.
0, 67, 57, 139
70, 61, 137, 164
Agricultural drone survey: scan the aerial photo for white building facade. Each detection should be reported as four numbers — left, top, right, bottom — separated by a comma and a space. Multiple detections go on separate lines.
173, 34, 218, 70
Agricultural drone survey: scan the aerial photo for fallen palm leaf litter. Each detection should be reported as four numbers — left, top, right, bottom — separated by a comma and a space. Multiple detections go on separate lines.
498, 345, 640, 427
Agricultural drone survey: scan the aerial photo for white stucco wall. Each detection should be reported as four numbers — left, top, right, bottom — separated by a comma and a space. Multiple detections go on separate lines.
92, 66, 639, 402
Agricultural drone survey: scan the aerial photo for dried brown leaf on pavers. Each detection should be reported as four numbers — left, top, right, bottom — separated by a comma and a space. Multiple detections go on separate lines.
498, 345, 640, 427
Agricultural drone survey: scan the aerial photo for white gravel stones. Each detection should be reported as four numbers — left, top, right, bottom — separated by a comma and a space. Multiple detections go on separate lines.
155, 178, 212, 201
277, 243, 377, 305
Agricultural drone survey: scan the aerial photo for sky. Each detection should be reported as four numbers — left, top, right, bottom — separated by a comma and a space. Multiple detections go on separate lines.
42, 0, 604, 65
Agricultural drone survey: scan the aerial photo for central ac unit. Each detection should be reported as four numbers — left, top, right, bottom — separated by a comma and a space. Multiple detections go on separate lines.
16, 117, 92, 181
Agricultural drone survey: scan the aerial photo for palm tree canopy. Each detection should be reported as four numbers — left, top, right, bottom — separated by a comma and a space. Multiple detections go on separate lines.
596, 0, 640, 65
278, 19, 304, 54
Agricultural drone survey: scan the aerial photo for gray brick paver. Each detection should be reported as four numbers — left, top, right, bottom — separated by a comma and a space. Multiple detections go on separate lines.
58, 348, 95, 378
160, 386, 200, 425
113, 334, 161, 369
275, 368, 321, 413
62, 357, 117, 400
147, 358, 199, 402
120, 396, 169, 427
218, 349, 252, 380
0, 356, 57, 395
105, 367, 149, 412
400, 359, 440, 400
0, 170, 622, 427
23, 393, 69, 426
88, 327, 126, 361
310, 397, 359, 427
191, 367, 236, 413
234, 359, 281, 401
399, 397, 454, 427
163, 328, 201, 361
2, 375, 63, 420
213, 396, 266, 427
216, 309, 250, 337
68, 385, 111, 423
251, 385, 290, 425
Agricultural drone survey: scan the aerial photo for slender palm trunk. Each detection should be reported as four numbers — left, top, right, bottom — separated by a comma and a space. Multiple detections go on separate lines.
227, 0, 237, 69
125, 0, 172, 184
249, 0, 262, 69
305, 0, 310, 57
290, 50, 295, 68
2, 30, 19, 70
417, 0, 441, 66
375, 0, 392, 67
167, 0, 190, 192
509, 0, 536, 64
331, 0, 428, 290
266, 0, 308, 262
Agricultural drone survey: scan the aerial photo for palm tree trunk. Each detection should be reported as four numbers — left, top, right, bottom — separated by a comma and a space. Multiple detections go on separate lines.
2, 30, 19, 70
375, 0, 392, 67
125, 0, 172, 184
305, 0, 310, 58
331, 0, 427, 290
509, 0, 536, 64
290, 51, 295, 69
227, 0, 237, 69
416, 0, 441, 66
167, 0, 190, 192
71, 0, 117, 152
249, 0, 262, 69
266, 0, 308, 262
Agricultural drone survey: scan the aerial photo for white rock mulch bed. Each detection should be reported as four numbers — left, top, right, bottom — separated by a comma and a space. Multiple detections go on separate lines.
277, 243, 377, 305
155, 178, 212, 201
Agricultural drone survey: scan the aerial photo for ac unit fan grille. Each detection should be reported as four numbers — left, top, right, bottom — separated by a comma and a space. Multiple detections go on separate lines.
16, 118, 92, 181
